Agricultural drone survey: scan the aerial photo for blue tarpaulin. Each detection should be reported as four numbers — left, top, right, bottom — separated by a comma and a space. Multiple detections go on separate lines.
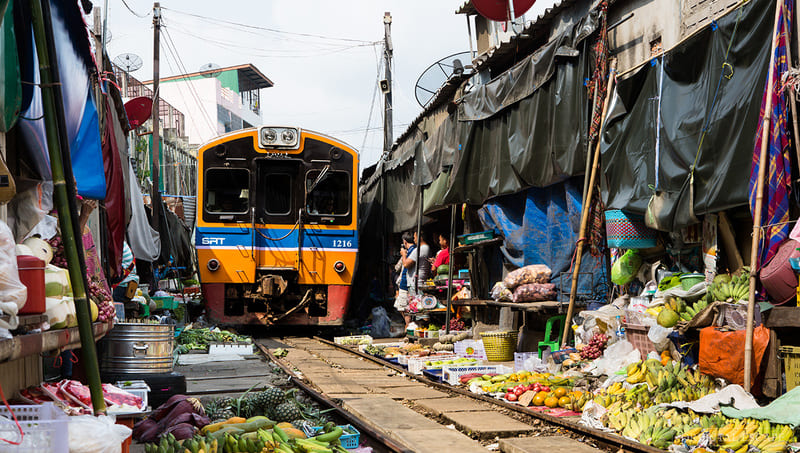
478, 178, 607, 300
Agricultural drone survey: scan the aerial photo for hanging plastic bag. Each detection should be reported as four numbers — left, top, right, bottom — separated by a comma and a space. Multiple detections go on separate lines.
611, 249, 642, 285
0, 220, 26, 330
370, 306, 391, 338
69, 414, 131, 453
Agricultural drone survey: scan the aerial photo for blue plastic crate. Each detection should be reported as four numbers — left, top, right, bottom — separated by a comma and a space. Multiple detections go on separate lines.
312, 424, 360, 449
422, 368, 443, 382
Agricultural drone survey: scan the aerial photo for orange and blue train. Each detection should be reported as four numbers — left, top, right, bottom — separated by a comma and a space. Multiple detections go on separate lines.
195, 126, 358, 326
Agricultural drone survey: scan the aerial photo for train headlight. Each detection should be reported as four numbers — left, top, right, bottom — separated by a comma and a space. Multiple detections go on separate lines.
333, 261, 346, 273
259, 126, 299, 149
207, 259, 220, 272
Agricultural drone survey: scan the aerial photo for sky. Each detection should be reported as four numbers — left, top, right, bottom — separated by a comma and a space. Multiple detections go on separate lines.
99, 0, 475, 168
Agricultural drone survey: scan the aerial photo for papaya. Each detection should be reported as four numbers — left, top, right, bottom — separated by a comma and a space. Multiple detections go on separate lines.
275, 422, 294, 429
281, 427, 307, 439
208, 426, 244, 440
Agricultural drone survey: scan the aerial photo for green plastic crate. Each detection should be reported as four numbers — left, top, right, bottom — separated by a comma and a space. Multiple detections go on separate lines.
152, 296, 178, 310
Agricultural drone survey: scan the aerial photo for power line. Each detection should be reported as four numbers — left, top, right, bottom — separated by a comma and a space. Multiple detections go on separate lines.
162, 7, 375, 44
120, 0, 150, 18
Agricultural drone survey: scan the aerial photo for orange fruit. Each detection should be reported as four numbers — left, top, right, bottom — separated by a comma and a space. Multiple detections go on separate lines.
544, 396, 559, 408
535, 391, 549, 400
554, 387, 567, 398
571, 390, 583, 398
558, 396, 571, 408
532, 394, 546, 406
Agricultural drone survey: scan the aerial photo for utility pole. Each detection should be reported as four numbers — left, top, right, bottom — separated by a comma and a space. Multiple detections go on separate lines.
382, 12, 393, 155
151, 2, 161, 231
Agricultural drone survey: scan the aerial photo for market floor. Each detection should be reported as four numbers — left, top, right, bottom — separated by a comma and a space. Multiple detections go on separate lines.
265, 337, 607, 453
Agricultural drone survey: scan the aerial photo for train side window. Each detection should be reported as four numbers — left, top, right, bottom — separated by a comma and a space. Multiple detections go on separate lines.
264, 173, 292, 215
205, 168, 250, 214
305, 170, 350, 216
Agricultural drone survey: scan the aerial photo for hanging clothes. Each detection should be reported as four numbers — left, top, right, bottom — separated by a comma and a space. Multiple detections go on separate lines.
749, 0, 794, 266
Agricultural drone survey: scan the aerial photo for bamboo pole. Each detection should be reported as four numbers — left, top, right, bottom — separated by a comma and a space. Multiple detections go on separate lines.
30, 0, 107, 413
745, 0, 784, 392
445, 204, 457, 333
562, 59, 617, 349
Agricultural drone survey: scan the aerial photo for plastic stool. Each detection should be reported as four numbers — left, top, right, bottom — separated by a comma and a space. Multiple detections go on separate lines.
538, 315, 566, 358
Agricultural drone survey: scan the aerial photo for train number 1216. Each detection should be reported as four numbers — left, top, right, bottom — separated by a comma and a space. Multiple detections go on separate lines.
332, 239, 353, 248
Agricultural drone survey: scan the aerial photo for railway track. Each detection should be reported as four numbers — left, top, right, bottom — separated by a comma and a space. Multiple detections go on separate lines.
256, 336, 662, 453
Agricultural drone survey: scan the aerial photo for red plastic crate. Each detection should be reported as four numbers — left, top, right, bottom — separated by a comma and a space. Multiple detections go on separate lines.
625, 323, 656, 358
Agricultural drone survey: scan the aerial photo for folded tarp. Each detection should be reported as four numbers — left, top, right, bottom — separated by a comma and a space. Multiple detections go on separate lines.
721, 386, 800, 428
600, 0, 772, 226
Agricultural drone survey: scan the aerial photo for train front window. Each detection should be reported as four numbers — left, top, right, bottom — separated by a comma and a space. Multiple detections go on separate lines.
205, 168, 250, 214
305, 170, 350, 216
264, 174, 292, 215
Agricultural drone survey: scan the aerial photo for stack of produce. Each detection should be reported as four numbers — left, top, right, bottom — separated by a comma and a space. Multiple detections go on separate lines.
449, 317, 467, 332
204, 386, 330, 429
593, 359, 716, 409
18, 380, 144, 415
432, 331, 470, 352
579, 332, 609, 360
177, 327, 252, 353
144, 419, 350, 453
500, 264, 555, 303
603, 405, 796, 452
655, 296, 709, 327
133, 394, 210, 442
463, 371, 575, 395
709, 271, 750, 303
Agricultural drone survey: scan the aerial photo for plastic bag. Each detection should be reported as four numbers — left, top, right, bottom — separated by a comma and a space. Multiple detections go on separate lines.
370, 306, 391, 338
586, 339, 641, 376
69, 414, 131, 453
647, 324, 673, 350
611, 249, 642, 285
699, 325, 770, 389
0, 220, 26, 330
490, 282, 513, 301
503, 264, 551, 289
512, 283, 557, 302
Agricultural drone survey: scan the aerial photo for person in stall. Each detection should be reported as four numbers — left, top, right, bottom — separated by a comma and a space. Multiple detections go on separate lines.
394, 231, 416, 327
111, 241, 140, 316
429, 232, 450, 275
412, 231, 432, 290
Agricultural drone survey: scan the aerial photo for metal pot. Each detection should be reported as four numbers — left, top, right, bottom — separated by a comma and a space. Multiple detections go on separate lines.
100, 323, 174, 374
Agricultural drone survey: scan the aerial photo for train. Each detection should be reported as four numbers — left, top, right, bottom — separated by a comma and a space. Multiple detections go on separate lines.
195, 126, 358, 326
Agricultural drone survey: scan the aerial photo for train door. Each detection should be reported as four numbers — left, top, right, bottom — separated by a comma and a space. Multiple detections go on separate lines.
254, 159, 302, 270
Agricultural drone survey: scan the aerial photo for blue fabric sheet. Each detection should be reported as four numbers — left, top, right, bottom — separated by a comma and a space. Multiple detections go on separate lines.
478, 178, 607, 300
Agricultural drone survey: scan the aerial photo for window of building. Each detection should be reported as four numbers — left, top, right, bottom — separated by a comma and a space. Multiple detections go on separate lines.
205, 168, 250, 214
305, 170, 350, 216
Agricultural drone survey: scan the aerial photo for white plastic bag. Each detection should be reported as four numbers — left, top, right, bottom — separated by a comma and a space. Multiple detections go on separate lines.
647, 324, 673, 350
586, 339, 641, 376
0, 220, 27, 330
69, 414, 131, 453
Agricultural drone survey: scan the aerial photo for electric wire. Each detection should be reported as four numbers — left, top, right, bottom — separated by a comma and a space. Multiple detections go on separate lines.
120, 0, 150, 18
160, 25, 217, 133
361, 45, 384, 152
161, 7, 374, 44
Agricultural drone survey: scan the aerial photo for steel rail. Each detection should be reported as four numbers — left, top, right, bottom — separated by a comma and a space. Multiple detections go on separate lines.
255, 342, 414, 453
314, 336, 663, 453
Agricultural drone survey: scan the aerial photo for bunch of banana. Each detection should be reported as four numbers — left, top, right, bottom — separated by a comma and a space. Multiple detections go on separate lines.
672, 416, 795, 453
626, 361, 648, 384
680, 298, 709, 321
664, 297, 686, 314
711, 277, 750, 303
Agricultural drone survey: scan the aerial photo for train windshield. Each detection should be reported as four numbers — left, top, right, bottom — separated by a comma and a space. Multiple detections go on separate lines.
305, 170, 350, 216
205, 168, 250, 214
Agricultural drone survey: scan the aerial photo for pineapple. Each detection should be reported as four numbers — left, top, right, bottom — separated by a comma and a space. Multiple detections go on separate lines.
259, 387, 286, 410
273, 401, 302, 422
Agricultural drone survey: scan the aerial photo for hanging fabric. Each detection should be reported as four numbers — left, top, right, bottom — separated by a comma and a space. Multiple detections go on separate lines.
749, 0, 794, 266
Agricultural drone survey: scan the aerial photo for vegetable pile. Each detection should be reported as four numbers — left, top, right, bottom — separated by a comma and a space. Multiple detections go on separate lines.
177, 327, 252, 353
133, 394, 210, 442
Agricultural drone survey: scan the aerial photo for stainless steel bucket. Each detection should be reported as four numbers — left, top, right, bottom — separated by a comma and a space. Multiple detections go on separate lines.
100, 323, 174, 374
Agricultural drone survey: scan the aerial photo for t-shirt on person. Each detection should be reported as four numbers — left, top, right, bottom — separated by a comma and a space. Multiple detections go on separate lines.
410, 243, 431, 289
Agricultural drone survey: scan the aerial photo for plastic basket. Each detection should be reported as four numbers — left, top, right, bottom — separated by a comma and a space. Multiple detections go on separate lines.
0, 403, 69, 453
442, 364, 513, 386
480, 331, 518, 361
311, 424, 360, 448
780, 346, 800, 391
605, 210, 657, 249
454, 339, 487, 360
514, 352, 538, 371
334, 335, 372, 346
152, 296, 178, 310
114, 380, 150, 411
625, 323, 656, 358
407, 354, 458, 375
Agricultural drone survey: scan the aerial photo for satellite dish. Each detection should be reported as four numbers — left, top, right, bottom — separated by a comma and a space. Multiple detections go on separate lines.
104, 28, 113, 44
414, 51, 472, 109
199, 63, 222, 77
113, 53, 143, 73
124, 96, 153, 129
473, 0, 536, 21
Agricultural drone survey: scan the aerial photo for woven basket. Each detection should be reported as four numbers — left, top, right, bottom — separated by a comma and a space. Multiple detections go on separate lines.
479, 331, 518, 361
605, 209, 657, 249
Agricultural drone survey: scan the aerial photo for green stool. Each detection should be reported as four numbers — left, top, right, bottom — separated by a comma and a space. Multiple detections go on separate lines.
538, 315, 566, 358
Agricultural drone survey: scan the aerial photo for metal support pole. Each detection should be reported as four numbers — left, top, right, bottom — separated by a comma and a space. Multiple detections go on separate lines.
415, 186, 424, 292
383, 12, 393, 155
445, 204, 457, 333
151, 2, 162, 231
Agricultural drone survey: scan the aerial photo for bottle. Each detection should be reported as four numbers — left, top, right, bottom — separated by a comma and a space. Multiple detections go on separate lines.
616, 315, 626, 341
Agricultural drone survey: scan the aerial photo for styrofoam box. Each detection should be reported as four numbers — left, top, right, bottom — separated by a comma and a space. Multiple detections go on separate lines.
441, 364, 513, 386
438, 329, 470, 338
454, 339, 487, 360
334, 335, 373, 346
358, 341, 403, 353
115, 380, 151, 411
209, 342, 253, 356
407, 354, 459, 375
